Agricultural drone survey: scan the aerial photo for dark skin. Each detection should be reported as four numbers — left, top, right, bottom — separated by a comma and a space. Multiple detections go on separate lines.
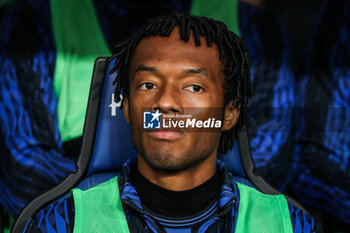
123, 27, 240, 191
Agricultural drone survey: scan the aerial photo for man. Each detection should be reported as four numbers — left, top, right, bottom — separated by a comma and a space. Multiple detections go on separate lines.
24, 12, 320, 232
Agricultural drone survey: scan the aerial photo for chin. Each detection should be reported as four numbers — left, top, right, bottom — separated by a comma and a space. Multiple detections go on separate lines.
140, 148, 213, 173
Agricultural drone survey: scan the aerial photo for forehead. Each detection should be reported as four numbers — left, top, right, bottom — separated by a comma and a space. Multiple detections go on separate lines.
130, 27, 223, 75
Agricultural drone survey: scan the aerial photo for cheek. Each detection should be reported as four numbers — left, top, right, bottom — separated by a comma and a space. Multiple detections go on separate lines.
129, 104, 142, 128
185, 131, 221, 154
127, 104, 144, 152
187, 90, 224, 109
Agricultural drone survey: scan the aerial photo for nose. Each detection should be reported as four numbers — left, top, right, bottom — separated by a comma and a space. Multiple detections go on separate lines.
151, 84, 183, 114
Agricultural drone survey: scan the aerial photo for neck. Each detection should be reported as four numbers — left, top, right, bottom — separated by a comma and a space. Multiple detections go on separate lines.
131, 166, 221, 217
137, 153, 217, 191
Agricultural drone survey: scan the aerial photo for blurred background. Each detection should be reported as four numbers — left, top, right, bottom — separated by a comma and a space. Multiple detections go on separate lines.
0, 0, 349, 232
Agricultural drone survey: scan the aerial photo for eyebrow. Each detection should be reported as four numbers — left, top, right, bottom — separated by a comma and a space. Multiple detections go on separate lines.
132, 65, 214, 82
132, 65, 158, 78
182, 68, 212, 81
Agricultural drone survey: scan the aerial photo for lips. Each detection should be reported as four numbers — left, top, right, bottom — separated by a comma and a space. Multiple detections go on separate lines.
147, 130, 184, 140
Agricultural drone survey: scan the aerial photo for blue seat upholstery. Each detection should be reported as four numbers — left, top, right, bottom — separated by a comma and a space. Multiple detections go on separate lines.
86, 58, 136, 175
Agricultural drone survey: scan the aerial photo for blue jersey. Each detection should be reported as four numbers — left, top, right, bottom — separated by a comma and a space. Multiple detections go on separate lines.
0, 0, 76, 215
238, 2, 296, 189
23, 159, 318, 233
290, 0, 350, 224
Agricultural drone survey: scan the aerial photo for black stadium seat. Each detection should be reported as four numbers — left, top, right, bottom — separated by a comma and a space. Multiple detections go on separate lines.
11, 57, 308, 233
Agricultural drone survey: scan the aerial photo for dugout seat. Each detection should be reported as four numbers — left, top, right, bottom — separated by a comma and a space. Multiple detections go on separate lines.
11, 57, 307, 233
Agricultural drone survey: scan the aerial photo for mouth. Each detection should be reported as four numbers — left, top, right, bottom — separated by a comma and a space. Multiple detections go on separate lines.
147, 129, 185, 140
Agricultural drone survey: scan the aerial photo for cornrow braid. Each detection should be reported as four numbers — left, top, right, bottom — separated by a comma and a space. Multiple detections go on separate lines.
108, 11, 252, 154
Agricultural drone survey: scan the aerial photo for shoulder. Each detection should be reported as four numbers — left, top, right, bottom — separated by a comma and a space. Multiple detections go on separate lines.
23, 195, 75, 233
288, 202, 322, 233
235, 182, 321, 233
23, 177, 120, 233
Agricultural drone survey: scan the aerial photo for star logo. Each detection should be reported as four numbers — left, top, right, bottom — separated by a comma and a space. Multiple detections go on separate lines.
150, 110, 162, 122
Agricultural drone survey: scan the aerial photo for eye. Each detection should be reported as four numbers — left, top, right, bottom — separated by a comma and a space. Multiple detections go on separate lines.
138, 82, 157, 90
185, 85, 205, 93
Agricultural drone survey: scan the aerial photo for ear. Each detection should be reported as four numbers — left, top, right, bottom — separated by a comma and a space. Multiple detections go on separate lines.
221, 100, 240, 131
123, 96, 130, 124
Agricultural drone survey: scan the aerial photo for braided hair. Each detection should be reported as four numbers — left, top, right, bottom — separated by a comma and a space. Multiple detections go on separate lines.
108, 11, 252, 154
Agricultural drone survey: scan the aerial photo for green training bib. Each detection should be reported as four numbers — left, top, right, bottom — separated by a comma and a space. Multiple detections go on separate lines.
72, 176, 293, 233
72, 177, 129, 233
50, 0, 111, 142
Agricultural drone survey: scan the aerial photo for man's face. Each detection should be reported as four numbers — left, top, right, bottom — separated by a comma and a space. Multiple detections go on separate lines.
124, 27, 239, 172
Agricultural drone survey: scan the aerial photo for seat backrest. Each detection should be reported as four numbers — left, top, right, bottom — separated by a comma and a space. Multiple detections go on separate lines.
11, 57, 306, 233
